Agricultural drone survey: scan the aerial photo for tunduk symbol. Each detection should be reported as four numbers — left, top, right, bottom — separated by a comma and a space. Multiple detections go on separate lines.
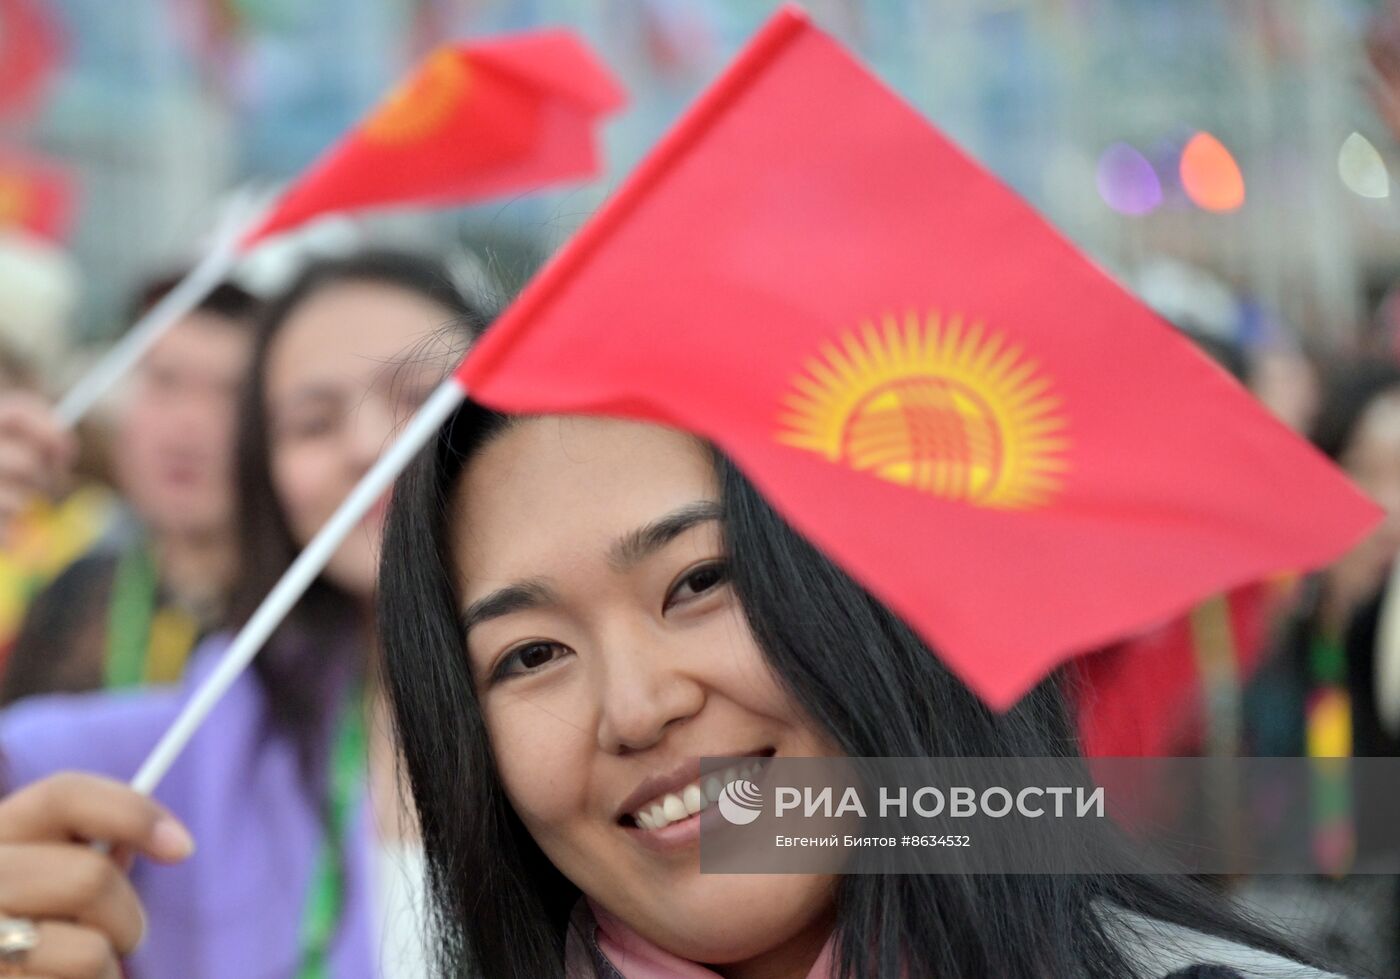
717, 778, 763, 825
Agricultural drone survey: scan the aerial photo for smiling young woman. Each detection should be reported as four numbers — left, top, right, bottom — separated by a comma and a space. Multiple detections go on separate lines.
375, 401, 1350, 979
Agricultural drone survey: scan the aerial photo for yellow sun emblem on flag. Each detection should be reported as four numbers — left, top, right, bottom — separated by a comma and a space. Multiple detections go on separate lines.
777, 313, 1070, 509
363, 48, 472, 144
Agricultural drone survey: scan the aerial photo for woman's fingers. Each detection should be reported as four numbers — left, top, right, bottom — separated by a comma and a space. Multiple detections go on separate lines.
8, 919, 123, 979
0, 773, 194, 863
0, 844, 144, 956
0, 776, 192, 974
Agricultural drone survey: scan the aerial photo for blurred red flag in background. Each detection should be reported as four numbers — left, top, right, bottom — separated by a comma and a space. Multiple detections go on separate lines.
1073, 581, 1287, 756
456, 7, 1379, 710
0, 0, 62, 118
239, 29, 626, 249
0, 148, 74, 242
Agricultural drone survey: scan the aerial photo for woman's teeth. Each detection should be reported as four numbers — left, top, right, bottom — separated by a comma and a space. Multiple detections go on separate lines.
632, 762, 764, 831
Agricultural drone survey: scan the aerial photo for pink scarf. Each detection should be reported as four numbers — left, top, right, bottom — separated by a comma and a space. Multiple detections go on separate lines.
589, 901, 836, 979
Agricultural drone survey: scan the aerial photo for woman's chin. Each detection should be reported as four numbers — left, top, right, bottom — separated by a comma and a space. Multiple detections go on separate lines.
604, 873, 836, 965
320, 541, 379, 602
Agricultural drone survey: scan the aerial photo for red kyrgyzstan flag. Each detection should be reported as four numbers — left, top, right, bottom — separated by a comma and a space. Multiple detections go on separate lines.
0, 148, 74, 241
240, 29, 625, 250
0, 0, 62, 118
456, 8, 1379, 710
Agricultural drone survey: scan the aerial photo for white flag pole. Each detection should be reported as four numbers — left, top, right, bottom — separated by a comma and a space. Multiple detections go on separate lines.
129, 377, 466, 795
54, 191, 270, 429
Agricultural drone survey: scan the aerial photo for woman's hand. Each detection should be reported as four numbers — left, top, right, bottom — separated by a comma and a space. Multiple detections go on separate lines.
0, 773, 194, 978
0, 393, 75, 528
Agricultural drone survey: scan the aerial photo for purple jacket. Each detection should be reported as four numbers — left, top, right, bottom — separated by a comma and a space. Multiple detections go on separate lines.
0, 637, 379, 979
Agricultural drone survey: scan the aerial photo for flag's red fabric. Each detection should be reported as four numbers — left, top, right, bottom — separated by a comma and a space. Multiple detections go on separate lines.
240, 29, 625, 250
456, 8, 1380, 710
0, 0, 62, 117
0, 149, 74, 242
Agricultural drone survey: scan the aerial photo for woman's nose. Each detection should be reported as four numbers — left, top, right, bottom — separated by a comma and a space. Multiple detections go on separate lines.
595, 634, 705, 754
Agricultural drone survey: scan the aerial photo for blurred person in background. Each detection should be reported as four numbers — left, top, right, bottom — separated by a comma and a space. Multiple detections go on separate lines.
1246, 361, 1400, 758
0, 249, 484, 979
1231, 361, 1400, 977
0, 273, 259, 702
1247, 344, 1323, 438
0, 231, 121, 669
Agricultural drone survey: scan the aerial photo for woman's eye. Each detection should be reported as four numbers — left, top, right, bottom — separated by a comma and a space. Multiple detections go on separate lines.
665, 561, 730, 609
495, 641, 571, 680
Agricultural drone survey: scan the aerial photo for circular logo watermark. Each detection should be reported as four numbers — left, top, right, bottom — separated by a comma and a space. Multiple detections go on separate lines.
717, 778, 764, 825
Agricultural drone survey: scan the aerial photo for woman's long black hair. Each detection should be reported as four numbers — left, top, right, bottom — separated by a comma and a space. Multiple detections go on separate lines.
380, 400, 1341, 979
231, 249, 486, 775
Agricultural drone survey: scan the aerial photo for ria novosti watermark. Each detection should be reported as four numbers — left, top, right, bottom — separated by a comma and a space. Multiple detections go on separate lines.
769, 781, 1105, 821
697, 757, 1400, 875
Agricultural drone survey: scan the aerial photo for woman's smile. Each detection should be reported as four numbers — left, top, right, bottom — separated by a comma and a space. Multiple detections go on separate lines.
616, 749, 775, 851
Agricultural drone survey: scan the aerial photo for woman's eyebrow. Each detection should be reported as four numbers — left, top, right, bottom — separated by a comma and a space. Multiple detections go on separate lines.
461, 579, 556, 634
607, 500, 723, 571
460, 502, 722, 633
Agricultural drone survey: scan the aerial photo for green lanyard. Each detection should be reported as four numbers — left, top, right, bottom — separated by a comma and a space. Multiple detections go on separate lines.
1306, 631, 1354, 875
296, 692, 367, 979
105, 545, 160, 688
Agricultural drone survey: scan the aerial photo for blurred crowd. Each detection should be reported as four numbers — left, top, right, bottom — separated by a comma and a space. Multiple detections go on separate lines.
0, 240, 485, 978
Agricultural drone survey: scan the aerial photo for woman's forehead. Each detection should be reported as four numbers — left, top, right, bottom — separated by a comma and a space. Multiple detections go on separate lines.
451, 416, 719, 578
267, 282, 455, 393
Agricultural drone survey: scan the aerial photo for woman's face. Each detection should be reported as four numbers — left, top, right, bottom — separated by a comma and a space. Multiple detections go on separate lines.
452, 416, 839, 969
115, 311, 252, 540
266, 280, 454, 598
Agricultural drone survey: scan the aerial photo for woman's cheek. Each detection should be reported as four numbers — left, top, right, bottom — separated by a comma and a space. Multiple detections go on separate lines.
272, 444, 337, 540
698, 611, 792, 708
698, 615, 843, 757
487, 692, 595, 831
